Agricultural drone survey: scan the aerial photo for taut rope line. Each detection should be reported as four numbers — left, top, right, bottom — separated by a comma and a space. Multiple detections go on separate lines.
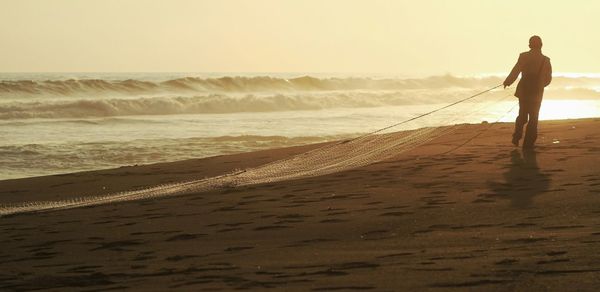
345, 84, 503, 143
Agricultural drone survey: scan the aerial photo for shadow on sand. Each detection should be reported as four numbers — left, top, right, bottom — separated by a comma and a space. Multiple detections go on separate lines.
488, 149, 551, 208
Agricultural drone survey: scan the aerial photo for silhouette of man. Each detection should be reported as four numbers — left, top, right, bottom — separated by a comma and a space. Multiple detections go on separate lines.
503, 35, 552, 148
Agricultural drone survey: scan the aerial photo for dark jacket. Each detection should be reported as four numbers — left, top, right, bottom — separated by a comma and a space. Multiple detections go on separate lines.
504, 50, 552, 101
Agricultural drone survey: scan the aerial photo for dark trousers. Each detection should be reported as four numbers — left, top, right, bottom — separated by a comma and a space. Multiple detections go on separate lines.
514, 98, 542, 147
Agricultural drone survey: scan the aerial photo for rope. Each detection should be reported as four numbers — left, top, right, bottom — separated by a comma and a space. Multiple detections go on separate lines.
344, 84, 503, 143
254, 84, 505, 171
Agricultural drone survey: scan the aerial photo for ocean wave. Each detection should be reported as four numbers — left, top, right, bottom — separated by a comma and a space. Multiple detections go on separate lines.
2, 75, 599, 97
0, 75, 506, 96
0, 91, 462, 120
2, 74, 599, 120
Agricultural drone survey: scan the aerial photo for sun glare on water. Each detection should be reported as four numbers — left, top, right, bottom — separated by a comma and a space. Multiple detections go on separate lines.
540, 100, 600, 120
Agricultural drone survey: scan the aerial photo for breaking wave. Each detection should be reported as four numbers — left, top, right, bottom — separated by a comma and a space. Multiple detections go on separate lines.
2, 74, 599, 120
0, 91, 463, 120
0, 75, 505, 96
1, 74, 599, 97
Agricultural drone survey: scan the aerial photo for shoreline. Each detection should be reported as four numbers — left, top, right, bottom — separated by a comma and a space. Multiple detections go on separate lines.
1, 118, 600, 290
0, 117, 594, 185
0, 118, 597, 209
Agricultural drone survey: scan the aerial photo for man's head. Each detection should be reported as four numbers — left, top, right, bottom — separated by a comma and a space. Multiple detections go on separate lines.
529, 35, 543, 50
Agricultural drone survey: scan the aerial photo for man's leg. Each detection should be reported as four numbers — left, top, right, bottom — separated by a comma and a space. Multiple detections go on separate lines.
523, 101, 541, 148
513, 99, 528, 146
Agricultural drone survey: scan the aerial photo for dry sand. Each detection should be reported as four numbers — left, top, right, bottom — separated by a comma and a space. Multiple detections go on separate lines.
1, 119, 600, 291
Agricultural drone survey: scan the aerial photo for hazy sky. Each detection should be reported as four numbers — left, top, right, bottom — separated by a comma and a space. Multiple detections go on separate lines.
1, 0, 598, 76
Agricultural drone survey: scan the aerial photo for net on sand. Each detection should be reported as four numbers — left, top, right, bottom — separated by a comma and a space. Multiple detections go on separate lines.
0, 87, 514, 216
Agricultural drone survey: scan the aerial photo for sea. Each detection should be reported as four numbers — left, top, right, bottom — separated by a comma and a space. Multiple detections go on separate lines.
1, 72, 599, 180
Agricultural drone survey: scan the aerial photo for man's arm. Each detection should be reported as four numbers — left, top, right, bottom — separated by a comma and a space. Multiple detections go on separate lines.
503, 54, 522, 88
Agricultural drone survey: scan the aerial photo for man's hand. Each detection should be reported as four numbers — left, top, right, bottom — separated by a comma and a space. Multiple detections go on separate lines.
503, 81, 510, 89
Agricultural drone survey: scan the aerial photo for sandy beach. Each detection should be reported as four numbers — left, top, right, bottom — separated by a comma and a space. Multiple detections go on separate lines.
1, 118, 600, 291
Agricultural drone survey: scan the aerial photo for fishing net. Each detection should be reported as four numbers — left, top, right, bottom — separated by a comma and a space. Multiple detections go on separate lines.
0, 87, 515, 216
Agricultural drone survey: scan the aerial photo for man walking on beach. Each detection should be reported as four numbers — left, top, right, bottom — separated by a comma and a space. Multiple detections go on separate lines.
503, 35, 552, 149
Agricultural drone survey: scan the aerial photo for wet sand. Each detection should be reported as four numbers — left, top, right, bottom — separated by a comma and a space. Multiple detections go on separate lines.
1, 118, 600, 291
